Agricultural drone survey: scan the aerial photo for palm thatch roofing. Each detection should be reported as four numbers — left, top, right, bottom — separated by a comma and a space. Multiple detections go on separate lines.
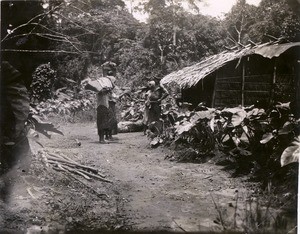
161, 42, 300, 89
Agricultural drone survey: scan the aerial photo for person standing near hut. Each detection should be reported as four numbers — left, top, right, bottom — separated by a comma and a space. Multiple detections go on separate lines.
83, 62, 117, 143
106, 70, 119, 140
96, 75, 116, 143
98, 62, 118, 143
143, 80, 169, 134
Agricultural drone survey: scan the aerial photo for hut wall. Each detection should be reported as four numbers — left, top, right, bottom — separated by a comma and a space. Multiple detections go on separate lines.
272, 51, 299, 104
179, 47, 299, 109
244, 55, 273, 107
244, 74, 272, 106
214, 59, 242, 107
213, 54, 297, 108
182, 73, 215, 108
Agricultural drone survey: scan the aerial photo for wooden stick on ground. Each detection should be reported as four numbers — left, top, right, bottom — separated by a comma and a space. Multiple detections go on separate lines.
53, 165, 110, 199
48, 152, 76, 163
49, 152, 77, 164
47, 158, 106, 178
49, 160, 112, 183
60, 165, 92, 181
47, 152, 106, 177
49, 161, 91, 181
46, 155, 100, 174
76, 168, 112, 183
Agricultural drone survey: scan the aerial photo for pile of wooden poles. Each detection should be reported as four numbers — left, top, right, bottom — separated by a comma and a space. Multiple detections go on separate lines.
37, 150, 113, 198
37, 150, 112, 184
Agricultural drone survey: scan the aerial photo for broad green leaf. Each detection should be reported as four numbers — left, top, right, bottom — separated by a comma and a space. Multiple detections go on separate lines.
242, 126, 249, 134
237, 147, 252, 156
223, 107, 243, 114
280, 136, 300, 167
175, 121, 194, 135
240, 132, 249, 143
276, 102, 290, 110
232, 136, 241, 146
222, 134, 230, 143
29, 115, 64, 138
150, 137, 160, 147
260, 132, 274, 144
190, 110, 215, 124
247, 108, 265, 119
231, 110, 247, 127
209, 117, 215, 132
278, 121, 294, 135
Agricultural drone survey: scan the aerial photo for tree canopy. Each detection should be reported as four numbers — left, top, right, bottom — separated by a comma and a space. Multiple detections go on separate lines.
1, 0, 299, 88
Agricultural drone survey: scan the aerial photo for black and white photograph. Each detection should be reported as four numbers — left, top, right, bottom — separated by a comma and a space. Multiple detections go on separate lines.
0, 0, 299, 233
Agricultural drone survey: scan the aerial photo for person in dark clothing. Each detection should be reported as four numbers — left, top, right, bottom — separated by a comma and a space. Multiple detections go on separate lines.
143, 80, 168, 134
96, 81, 116, 144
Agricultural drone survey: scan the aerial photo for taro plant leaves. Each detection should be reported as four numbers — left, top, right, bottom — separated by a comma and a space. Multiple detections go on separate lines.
175, 120, 195, 135
260, 132, 274, 144
222, 107, 247, 127
278, 121, 295, 135
280, 135, 300, 167
175, 110, 215, 135
28, 114, 64, 138
150, 136, 164, 147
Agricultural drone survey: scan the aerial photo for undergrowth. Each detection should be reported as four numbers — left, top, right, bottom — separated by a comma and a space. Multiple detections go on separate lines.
210, 190, 297, 233
156, 102, 299, 220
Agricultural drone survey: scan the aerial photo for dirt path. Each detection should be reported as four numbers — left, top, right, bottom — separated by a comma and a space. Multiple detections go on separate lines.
1, 122, 254, 232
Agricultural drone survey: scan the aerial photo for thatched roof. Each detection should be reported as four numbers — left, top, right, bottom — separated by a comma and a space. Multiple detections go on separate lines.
161, 42, 300, 89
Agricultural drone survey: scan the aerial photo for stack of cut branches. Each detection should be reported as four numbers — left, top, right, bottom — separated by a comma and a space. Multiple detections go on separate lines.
37, 150, 112, 184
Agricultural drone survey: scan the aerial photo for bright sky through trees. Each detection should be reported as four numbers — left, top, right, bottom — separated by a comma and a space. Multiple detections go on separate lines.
124, 0, 261, 22
195, 0, 261, 17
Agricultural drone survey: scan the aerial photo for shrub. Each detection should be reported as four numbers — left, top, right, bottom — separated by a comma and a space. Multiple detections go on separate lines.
159, 101, 299, 194
30, 63, 56, 102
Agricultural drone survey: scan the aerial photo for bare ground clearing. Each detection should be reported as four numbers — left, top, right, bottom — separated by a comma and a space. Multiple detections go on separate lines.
0, 122, 294, 233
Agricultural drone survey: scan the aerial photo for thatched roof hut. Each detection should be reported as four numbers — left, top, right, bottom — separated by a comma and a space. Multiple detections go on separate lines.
161, 42, 300, 108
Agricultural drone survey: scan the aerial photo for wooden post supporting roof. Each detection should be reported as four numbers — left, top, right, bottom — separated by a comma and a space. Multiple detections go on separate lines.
211, 71, 218, 107
241, 58, 245, 107
271, 58, 277, 105
295, 60, 300, 118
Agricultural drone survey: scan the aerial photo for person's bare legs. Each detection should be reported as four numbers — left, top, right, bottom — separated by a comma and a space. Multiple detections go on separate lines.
99, 130, 107, 144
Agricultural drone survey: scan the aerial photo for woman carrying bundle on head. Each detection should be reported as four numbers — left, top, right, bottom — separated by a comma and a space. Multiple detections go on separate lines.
83, 62, 118, 144
96, 77, 117, 143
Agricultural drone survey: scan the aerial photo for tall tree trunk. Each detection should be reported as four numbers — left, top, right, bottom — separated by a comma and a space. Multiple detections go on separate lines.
173, 26, 176, 46
172, 3, 176, 46
159, 44, 164, 64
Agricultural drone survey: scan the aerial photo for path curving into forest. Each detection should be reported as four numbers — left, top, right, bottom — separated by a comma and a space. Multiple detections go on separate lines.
1, 122, 254, 233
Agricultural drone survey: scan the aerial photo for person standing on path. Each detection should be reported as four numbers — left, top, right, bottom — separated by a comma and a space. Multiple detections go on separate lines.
96, 75, 116, 144
143, 80, 169, 134
83, 62, 117, 144
97, 61, 119, 144
106, 70, 119, 140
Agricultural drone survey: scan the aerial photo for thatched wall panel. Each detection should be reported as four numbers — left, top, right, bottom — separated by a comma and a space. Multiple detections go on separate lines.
244, 83, 271, 91
245, 91, 270, 106
216, 82, 241, 90
244, 75, 272, 83
276, 74, 295, 83
217, 76, 240, 82
215, 90, 241, 107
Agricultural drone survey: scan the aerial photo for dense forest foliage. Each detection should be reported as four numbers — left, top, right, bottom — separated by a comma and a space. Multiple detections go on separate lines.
1, 0, 300, 90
